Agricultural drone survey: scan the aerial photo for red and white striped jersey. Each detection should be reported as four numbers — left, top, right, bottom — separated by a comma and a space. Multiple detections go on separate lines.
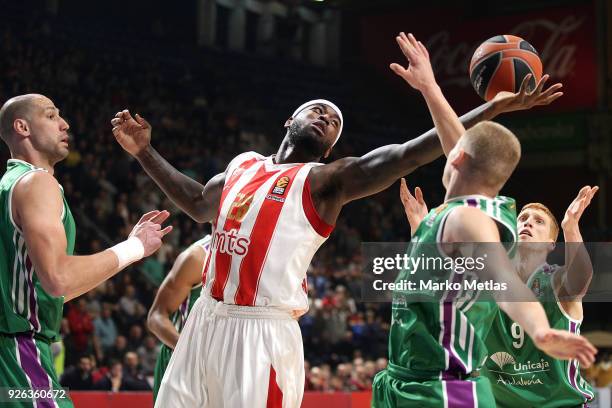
202, 152, 334, 311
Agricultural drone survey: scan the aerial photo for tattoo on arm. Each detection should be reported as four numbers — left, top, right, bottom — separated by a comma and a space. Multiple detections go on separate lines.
136, 146, 207, 221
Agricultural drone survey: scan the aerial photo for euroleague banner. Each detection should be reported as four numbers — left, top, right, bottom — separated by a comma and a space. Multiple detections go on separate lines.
358, 3, 598, 112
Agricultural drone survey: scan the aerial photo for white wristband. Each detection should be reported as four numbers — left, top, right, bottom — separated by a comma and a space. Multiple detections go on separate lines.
110, 237, 145, 269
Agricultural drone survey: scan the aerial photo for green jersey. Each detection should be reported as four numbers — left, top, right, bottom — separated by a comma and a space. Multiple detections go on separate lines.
0, 159, 75, 342
484, 263, 594, 407
168, 235, 210, 332
153, 235, 210, 401
388, 195, 517, 379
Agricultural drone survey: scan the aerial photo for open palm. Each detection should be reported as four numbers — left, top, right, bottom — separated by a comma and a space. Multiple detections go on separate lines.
561, 185, 598, 231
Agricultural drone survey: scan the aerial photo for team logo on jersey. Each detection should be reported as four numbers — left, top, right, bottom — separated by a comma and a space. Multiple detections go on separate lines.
272, 176, 291, 195
227, 193, 253, 222
213, 228, 250, 256
490, 352, 516, 370
489, 351, 550, 386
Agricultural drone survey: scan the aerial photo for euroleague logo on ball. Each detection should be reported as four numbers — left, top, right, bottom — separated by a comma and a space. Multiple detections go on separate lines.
469, 34, 543, 101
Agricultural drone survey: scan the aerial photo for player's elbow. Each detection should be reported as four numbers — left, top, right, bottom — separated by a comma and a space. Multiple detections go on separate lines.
38, 271, 69, 297
146, 309, 161, 333
34, 254, 73, 297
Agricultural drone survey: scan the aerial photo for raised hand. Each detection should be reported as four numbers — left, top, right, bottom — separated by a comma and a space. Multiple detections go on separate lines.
111, 110, 152, 157
532, 328, 597, 368
561, 185, 599, 232
399, 178, 428, 235
129, 210, 173, 257
491, 74, 563, 113
390, 32, 437, 93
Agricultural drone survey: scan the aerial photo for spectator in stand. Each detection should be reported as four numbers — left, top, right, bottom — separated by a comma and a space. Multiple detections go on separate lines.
60, 355, 93, 391
332, 330, 356, 363
85, 289, 102, 317
126, 324, 144, 352
137, 335, 159, 377
93, 303, 118, 353
123, 352, 151, 390
89, 354, 108, 384
106, 335, 128, 365
119, 285, 147, 327
307, 366, 326, 391
375, 357, 388, 373
93, 360, 124, 392
99, 281, 120, 306
66, 298, 94, 358
350, 364, 370, 391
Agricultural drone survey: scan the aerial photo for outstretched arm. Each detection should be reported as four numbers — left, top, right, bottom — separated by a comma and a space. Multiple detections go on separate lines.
391, 33, 563, 157
311, 98, 504, 210
443, 207, 596, 367
147, 244, 206, 349
111, 110, 224, 223
311, 33, 564, 212
559, 185, 598, 298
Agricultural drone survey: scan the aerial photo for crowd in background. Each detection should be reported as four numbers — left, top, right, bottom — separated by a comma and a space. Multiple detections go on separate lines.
2, 6, 611, 394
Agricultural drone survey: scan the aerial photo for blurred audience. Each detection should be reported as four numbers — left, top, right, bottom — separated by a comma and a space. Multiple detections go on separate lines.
1, 9, 609, 395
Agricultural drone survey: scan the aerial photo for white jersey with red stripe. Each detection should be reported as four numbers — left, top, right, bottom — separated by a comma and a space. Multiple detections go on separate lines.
203, 151, 333, 311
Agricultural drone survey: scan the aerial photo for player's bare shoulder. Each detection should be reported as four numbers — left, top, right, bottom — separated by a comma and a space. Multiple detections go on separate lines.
307, 157, 358, 198
12, 170, 63, 224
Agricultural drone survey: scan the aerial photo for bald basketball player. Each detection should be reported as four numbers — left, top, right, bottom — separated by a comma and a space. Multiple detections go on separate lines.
0, 94, 171, 408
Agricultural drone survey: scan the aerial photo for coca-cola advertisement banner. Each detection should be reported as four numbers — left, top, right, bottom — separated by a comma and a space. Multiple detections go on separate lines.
359, 3, 598, 112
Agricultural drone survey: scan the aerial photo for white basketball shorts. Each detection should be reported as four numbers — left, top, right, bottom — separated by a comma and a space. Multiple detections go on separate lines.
155, 295, 305, 408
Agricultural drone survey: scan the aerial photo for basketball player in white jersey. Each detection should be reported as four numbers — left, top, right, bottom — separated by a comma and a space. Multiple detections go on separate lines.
110, 34, 564, 408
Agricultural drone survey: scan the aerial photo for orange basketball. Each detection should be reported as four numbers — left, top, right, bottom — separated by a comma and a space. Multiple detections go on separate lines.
469, 35, 543, 101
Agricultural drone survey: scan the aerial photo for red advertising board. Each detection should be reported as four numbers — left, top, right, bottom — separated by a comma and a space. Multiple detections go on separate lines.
359, 3, 598, 113
70, 391, 373, 407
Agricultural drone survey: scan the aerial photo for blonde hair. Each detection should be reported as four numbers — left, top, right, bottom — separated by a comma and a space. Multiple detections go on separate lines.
459, 121, 521, 189
520, 203, 560, 240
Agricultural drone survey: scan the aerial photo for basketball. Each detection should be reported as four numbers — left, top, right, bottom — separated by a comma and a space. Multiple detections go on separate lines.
469, 35, 543, 101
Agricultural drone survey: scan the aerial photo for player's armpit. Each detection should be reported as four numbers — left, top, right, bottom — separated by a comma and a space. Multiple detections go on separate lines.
199, 172, 226, 223
13, 171, 70, 297
310, 137, 441, 213
147, 245, 206, 349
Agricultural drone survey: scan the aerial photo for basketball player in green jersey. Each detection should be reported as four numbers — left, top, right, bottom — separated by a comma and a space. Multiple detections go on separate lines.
485, 187, 598, 407
148, 235, 211, 402
372, 33, 596, 407
0, 94, 172, 407
400, 184, 598, 407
